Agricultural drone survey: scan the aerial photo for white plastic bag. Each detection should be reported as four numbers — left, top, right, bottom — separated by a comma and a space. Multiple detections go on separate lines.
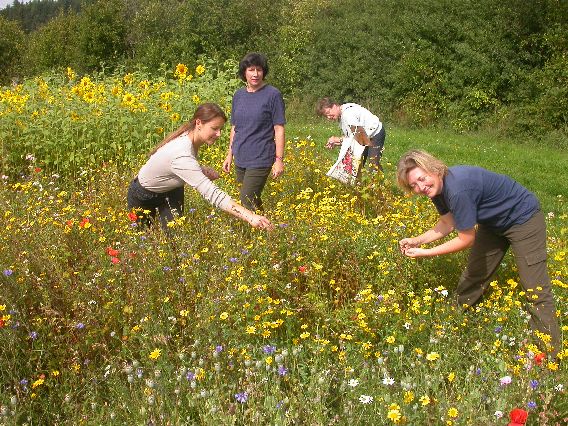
326, 136, 366, 185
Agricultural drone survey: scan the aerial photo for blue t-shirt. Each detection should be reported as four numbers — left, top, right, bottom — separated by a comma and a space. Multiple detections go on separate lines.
231, 85, 286, 168
431, 166, 540, 231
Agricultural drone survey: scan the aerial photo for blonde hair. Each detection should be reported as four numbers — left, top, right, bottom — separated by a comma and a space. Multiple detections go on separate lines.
149, 103, 226, 156
396, 149, 448, 192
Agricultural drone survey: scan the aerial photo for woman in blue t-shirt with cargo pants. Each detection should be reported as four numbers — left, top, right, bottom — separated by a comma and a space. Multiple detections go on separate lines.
396, 149, 561, 358
222, 52, 286, 212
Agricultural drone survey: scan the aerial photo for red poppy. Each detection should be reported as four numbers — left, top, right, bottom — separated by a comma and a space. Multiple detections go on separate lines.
106, 247, 119, 257
298, 265, 307, 273
508, 408, 528, 426
34, 167, 42, 173
534, 352, 546, 366
0, 319, 5, 328
127, 211, 138, 222
111, 257, 120, 264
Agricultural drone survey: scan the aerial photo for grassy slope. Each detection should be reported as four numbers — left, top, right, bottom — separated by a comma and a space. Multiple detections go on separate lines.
287, 118, 568, 214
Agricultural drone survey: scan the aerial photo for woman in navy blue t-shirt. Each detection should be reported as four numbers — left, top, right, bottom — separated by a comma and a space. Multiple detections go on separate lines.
396, 149, 560, 357
222, 53, 286, 211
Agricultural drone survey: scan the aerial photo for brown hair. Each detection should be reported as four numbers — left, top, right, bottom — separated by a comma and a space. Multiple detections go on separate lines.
315, 97, 338, 116
150, 103, 227, 155
396, 149, 448, 192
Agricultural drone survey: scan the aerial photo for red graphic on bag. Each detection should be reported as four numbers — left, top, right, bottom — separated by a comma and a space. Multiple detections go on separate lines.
342, 148, 354, 175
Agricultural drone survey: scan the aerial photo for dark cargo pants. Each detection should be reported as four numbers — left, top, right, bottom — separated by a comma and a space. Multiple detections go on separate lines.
456, 210, 561, 355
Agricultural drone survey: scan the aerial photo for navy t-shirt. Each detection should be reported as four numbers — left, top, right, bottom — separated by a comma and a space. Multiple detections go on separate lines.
431, 166, 540, 231
231, 85, 286, 168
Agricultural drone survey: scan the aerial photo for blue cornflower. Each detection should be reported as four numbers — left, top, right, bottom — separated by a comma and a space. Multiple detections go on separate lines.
530, 379, 539, 390
235, 391, 248, 403
277, 365, 288, 376
3, 269, 13, 276
527, 401, 537, 410
263, 345, 276, 354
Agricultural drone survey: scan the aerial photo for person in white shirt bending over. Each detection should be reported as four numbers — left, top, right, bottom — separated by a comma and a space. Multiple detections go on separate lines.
127, 103, 273, 230
316, 97, 386, 172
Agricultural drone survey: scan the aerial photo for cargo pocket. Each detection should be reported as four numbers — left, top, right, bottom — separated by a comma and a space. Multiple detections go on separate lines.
524, 248, 547, 266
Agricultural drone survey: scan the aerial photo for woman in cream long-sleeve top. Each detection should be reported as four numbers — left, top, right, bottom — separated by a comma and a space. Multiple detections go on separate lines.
127, 103, 273, 230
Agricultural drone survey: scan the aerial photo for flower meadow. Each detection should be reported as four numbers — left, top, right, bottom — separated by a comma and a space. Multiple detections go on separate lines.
1, 63, 567, 425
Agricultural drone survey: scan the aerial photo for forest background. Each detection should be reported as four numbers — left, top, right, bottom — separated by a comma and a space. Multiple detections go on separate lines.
1, 0, 567, 148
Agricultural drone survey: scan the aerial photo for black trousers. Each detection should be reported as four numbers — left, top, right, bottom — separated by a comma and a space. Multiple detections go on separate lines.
362, 126, 386, 171
127, 177, 184, 229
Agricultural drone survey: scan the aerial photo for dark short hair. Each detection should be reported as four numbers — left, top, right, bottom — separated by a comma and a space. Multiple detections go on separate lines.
238, 52, 269, 81
316, 97, 338, 116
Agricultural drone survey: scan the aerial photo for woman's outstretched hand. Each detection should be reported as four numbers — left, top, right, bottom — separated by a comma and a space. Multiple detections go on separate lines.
249, 214, 274, 230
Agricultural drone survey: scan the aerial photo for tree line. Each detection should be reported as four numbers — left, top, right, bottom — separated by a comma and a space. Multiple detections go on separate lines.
1, 0, 567, 145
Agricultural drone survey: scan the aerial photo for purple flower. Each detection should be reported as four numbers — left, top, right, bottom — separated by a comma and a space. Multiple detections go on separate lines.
530, 379, 539, 390
163, 266, 172, 272
235, 391, 248, 403
241, 249, 249, 255
75, 322, 85, 329
527, 401, 537, 410
229, 257, 238, 263
186, 371, 195, 381
277, 365, 288, 376
215, 345, 223, 353
263, 345, 276, 354
494, 326, 503, 333
29, 331, 38, 340
188, 208, 196, 213
3, 269, 13, 276
20, 379, 28, 386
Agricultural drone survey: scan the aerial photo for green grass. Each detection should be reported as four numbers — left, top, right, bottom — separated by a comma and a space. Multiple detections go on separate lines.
287, 119, 568, 213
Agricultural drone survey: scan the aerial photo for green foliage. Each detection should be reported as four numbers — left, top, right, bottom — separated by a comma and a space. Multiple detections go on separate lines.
1, 0, 567, 145
75, 0, 128, 71
0, 16, 25, 85
0, 0, 93, 32
21, 11, 81, 76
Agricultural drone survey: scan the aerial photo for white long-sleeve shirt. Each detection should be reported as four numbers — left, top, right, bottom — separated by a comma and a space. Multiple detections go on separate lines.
340, 103, 382, 138
138, 133, 232, 210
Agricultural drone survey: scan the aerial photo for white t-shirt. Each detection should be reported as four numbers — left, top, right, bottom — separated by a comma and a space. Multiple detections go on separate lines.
138, 133, 232, 210
340, 103, 382, 138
